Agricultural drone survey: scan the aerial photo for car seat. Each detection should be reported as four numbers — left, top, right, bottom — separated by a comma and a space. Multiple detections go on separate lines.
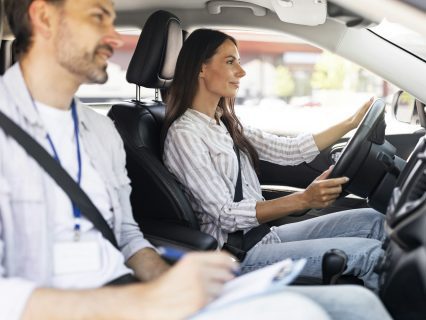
108, 10, 217, 250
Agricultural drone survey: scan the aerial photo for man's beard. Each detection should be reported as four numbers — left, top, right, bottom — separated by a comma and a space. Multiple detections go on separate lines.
55, 21, 112, 84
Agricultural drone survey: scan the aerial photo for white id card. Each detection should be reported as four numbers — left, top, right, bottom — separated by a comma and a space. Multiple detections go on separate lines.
54, 241, 101, 275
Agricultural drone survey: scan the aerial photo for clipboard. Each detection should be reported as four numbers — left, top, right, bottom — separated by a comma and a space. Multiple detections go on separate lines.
201, 258, 307, 312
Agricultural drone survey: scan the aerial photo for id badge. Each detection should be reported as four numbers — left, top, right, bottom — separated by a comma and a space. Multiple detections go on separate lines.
53, 241, 101, 275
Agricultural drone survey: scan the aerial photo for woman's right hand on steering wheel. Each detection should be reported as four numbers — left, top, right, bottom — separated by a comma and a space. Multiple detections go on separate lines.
301, 166, 349, 209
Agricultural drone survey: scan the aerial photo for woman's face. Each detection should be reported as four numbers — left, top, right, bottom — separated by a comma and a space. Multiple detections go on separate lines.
199, 39, 246, 99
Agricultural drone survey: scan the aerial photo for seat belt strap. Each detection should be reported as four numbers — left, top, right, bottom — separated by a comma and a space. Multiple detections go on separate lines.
0, 109, 119, 248
223, 146, 270, 261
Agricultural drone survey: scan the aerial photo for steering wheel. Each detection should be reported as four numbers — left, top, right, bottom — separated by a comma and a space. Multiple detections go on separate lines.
328, 99, 386, 182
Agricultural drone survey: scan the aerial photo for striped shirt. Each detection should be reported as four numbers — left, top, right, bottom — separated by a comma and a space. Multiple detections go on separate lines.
163, 108, 319, 247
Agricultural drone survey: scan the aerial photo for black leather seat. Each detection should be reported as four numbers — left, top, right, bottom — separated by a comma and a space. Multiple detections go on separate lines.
0, 0, 16, 75
108, 10, 217, 250
0, 0, 3, 49
0, 39, 15, 75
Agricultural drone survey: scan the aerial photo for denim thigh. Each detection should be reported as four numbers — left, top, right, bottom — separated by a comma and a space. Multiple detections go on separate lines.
241, 236, 383, 291
273, 208, 385, 242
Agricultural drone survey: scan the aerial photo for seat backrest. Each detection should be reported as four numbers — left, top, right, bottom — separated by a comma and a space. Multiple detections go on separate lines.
108, 10, 200, 229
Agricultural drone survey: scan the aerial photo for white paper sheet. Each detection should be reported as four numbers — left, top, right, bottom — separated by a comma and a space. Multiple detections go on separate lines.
204, 258, 306, 311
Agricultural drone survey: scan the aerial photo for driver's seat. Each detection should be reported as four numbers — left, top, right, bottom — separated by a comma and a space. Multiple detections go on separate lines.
108, 10, 217, 250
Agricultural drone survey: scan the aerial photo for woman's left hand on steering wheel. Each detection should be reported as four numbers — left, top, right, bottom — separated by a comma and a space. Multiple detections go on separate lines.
348, 97, 375, 130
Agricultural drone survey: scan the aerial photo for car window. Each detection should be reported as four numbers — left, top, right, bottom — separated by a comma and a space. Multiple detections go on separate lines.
80, 27, 421, 135
225, 29, 421, 136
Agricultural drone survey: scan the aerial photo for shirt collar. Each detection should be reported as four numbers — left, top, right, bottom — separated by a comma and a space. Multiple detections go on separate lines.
185, 108, 228, 131
3, 63, 41, 126
74, 100, 90, 132
3, 63, 90, 132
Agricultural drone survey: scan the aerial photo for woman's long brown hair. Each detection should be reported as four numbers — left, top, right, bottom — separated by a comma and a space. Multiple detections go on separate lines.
161, 29, 259, 171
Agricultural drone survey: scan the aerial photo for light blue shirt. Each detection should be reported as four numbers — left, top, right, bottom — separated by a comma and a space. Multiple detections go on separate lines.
0, 63, 154, 320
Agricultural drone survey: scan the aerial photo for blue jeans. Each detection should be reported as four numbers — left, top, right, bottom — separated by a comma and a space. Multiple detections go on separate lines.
240, 208, 385, 291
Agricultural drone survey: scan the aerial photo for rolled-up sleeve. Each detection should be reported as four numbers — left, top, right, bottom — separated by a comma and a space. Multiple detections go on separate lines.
164, 128, 259, 234
244, 126, 319, 165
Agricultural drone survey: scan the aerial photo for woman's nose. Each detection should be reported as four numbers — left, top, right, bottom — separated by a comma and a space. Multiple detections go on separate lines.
237, 64, 246, 78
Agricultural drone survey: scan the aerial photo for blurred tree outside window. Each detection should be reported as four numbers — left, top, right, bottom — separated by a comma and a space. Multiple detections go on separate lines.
274, 65, 295, 101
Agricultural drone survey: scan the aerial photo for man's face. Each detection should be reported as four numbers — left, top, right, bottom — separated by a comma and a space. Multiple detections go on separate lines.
53, 0, 122, 84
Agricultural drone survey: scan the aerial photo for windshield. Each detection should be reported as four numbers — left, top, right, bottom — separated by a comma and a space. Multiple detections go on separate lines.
369, 19, 426, 61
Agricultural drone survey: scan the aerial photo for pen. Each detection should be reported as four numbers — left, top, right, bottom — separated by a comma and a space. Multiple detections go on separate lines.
158, 246, 241, 275
158, 246, 186, 262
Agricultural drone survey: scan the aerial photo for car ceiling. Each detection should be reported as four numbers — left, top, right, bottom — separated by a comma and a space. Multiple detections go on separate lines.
115, 0, 372, 25
1, 1, 425, 38
331, 0, 426, 37
1, 0, 426, 103
114, 0, 426, 37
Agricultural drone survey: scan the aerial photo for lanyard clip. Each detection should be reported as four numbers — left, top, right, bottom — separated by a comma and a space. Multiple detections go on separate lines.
74, 218, 81, 242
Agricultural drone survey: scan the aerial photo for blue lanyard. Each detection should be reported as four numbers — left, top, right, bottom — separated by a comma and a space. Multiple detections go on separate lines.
35, 100, 83, 241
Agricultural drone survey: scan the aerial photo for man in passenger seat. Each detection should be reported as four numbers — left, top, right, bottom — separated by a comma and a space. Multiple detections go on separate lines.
0, 0, 392, 319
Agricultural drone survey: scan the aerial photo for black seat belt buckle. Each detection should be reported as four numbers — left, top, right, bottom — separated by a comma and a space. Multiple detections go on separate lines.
222, 243, 247, 262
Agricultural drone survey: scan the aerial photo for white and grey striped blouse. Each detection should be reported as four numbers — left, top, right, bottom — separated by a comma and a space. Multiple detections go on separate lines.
163, 108, 319, 247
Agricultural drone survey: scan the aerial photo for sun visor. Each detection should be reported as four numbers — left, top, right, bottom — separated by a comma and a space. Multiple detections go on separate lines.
270, 0, 327, 26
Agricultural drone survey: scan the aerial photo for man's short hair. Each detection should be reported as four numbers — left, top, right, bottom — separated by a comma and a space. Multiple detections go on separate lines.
5, 0, 65, 57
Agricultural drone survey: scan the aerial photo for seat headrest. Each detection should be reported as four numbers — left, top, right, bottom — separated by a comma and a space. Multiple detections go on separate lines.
126, 10, 183, 89
0, 0, 4, 50
0, 39, 15, 75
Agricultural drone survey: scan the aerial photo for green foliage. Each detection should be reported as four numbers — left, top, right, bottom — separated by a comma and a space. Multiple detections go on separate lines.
311, 52, 346, 89
274, 65, 295, 98
399, 91, 415, 106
